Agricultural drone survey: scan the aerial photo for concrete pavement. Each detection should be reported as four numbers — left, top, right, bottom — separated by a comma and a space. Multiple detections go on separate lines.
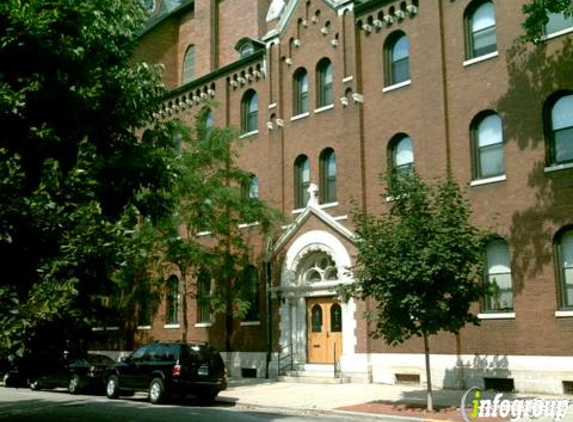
218, 378, 573, 421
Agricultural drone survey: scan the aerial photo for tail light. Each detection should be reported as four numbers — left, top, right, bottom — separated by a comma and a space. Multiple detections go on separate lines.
172, 364, 182, 377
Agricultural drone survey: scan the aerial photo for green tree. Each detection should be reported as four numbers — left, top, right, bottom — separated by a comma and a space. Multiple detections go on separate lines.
522, 0, 573, 41
340, 172, 486, 411
0, 0, 175, 354
164, 114, 280, 349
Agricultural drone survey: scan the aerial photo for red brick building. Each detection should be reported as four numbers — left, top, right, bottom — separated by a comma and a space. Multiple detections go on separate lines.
122, 0, 573, 394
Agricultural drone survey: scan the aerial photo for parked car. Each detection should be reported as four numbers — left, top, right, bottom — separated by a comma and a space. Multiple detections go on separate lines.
105, 341, 227, 404
26, 352, 116, 394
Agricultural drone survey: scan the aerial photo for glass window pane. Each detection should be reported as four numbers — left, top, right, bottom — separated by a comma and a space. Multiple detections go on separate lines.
330, 304, 342, 332
479, 144, 504, 177
393, 36, 409, 62
472, 27, 497, 56
302, 159, 310, 182
392, 58, 410, 84
487, 240, 511, 273
311, 305, 322, 332
395, 137, 413, 167
183, 46, 195, 84
472, 2, 495, 32
478, 114, 503, 147
552, 95, 573, 130
546, 12, 573, 34
555, 128, 573, 163
249, 177, 259, 199
486, 273, 513, 310
562, 231, 573, 268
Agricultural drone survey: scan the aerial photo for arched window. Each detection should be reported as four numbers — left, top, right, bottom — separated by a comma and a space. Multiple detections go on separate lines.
166, 276, 180, 325
545, 12, 573, 36
556, 228, 573, 309
197, 272, 211, 323
182, 45, 196, 84
241, 90, 258, 134
465, 1, 497, 59
293, 68, 309, 116
484, 239, 513, 312
389, 135, 414, 173
316, 59, 333, 108
385, 32, 410, 86
242, 265, 260, 322
198, 108, 214, 140
300, 252, 338, 283
294, 155, 310, 209
311, 305, 323, 332
330, 303, 342, 332
472, 112, 504, 179
548, 94, 573, 165
319, 148, 337, 204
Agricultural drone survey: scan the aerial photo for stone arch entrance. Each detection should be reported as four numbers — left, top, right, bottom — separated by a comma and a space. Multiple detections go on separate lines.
278, 230, 356, 368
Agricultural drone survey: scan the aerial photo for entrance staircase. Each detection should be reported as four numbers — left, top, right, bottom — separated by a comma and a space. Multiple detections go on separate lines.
278, 364, 350, 384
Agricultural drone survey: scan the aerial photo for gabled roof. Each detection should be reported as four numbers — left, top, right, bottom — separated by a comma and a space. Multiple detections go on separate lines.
263, 0, 355, 41
266, 195, 355, 262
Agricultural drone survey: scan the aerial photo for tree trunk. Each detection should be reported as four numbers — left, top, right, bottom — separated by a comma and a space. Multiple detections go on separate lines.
181, 268, 188, 342
423, 332, 434, 412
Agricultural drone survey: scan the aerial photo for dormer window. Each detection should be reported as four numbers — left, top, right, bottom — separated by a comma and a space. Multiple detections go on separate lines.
240, 44, 255, 59
235, 37, 265, 59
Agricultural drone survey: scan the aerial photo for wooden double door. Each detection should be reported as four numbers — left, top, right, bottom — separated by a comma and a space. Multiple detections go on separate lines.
307, 297, 343, 364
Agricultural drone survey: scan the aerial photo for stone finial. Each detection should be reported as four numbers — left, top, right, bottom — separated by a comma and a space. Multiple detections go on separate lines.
307, 183, 319, 207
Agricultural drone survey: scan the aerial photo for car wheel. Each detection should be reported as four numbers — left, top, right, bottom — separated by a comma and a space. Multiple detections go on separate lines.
68, 374, 81, 394
148, 378, 166, 404
197, 390, 218, 404
29, 379, 41, 391
106, 375, 120, 399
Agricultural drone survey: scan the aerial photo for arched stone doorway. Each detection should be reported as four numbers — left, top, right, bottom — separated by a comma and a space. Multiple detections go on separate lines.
278, 230, 356, 369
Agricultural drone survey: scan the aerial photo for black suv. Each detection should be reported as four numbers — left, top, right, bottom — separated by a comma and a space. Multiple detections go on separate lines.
105, 342, 227, 404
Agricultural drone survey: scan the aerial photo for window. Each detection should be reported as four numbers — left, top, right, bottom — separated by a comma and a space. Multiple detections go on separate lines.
484, 239, 513, 312
241, 90, 258, 134
389, 135, 414, 173
182, 45, 196, 84
316, 59, 333, 108
197, 272, 211, 324
465, 1, 497, 59
293, 68, 309, 116
472, 112, 504, 179
198, 108, 214, 140
300, 252, 338, 283
166, 276, 180, 325
545, 12, 573, 36
556, 228, 573, 309
239, 43, 255, 58
242, 266, 260, 322
385, 32, 410, 86
294, 155, 310, 209
319, 148, 336, 204
138, 301, 152, 327
548, 94, 573, 165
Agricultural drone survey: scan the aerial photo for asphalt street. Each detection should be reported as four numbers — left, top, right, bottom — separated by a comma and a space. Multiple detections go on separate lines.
0, 387, 394, 422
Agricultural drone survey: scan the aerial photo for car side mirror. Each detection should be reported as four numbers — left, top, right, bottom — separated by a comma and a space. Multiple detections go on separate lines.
119, 355, 129, 363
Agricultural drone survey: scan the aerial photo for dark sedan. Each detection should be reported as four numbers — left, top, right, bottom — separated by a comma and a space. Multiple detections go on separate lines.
26, 353, 116, 394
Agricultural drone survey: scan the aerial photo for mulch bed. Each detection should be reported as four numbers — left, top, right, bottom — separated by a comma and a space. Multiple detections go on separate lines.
338, 401, 509, 421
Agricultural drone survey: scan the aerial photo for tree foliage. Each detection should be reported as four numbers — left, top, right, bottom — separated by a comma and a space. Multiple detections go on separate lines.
522, 0, 573, 42
0, 0, 176, 354
163, 113, 280, 343
341, 172, 486, 410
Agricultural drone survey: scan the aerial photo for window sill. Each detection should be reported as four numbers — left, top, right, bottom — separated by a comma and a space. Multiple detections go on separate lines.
92, 326, 119, 332
238, 221, 260, 229
319, 202, 338, 209
478, 312, 515, 320
545, 162, 573, 173
240, 321, 261, 327
291, 112, 310, 121
164, 324, 180, 329
240, 130, 259, 139
197, 230, 211, 237
470, 174, 506, 187
555, 310, 573, 318
463, 51, 499, 67
195, 322, 212, 328
268, 102, 277, 109
137, 325, 152, 330
382, 79, 411, 93
292, 208, 305, 214
542, 26, 573, 42
314, 104, 334, 114
333, 215, 348, 222
342, 76, 354, 83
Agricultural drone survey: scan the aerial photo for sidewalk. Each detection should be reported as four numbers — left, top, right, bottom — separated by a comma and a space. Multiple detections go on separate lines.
218, 378, 573, 421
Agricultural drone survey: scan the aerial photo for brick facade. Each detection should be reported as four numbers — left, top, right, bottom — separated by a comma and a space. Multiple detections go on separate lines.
126, 0, 573, 392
